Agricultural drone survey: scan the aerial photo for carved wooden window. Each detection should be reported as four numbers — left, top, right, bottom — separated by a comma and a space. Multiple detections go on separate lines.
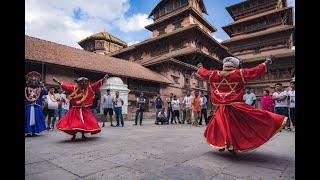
173, 20, 183, 30
133, 52, 142, 61
159, 27, 166, 36
166, 2, 173, 13
171, 75, 180, 84
174, 1, 181, 9
184, 75, 190, 87
159, 7, 165, 16
196, 42, 203, 50
197, 79, 204, 88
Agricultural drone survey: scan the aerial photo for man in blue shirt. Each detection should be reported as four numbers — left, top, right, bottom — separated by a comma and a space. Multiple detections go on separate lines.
243, 87, 256, 107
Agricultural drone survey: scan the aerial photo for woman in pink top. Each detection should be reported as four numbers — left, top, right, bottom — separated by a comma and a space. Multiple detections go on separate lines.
261, 90, 275, 112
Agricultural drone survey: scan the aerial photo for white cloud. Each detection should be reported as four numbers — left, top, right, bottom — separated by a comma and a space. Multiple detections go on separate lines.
288, 0, 295, 8
128, 41, 141, 46
116, 14, 153, 32
212, 34, 223, 42
25, 0, 149, 48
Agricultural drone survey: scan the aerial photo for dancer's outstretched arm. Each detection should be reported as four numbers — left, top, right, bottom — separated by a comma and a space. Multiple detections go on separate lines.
240, 56, 273, 83
196, 63, 217, 80
91, 74, 109, 91
53, 77, 75, 93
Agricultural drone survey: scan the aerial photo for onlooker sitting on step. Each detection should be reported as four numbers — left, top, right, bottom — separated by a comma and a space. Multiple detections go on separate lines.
157, 107, 168, 125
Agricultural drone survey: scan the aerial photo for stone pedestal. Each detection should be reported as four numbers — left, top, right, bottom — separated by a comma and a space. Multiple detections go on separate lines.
99, 77, 130, 115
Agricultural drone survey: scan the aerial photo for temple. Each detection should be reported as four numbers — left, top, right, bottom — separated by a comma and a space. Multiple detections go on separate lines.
107, 0, 231, 101
221, 0, 295, 107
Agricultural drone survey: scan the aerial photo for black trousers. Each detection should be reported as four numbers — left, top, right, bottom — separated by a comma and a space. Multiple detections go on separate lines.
135, 109, 144, 125
200, 109, 208, 124
289, 108, 295, 127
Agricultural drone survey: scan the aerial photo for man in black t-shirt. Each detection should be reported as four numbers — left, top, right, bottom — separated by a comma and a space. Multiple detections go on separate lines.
91, 92, 100, 116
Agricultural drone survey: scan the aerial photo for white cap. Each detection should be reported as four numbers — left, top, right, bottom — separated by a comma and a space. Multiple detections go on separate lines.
223, 57, 240, 68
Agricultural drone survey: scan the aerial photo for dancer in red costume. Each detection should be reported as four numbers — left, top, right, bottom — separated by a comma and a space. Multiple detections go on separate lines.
196, 56, 287, 154
52, 74, 108, 140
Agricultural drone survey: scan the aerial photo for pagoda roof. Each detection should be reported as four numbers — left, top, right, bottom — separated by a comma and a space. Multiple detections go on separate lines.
78, 32, 127, 47
25, 35, 171, 84
238, 48, 295, 63
142, 47, 221, 67
226, 0, 287, 21
223, 6, 293, 29
148, 0, 207, 18
145, 5, 216, 32
109, 24, 230, 57
222, 25, 294, 44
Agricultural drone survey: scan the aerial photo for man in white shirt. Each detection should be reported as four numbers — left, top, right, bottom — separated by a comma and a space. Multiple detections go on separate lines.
288, 79, 295, 130
182, 91, 192, 124
243, 87, 256, 107
113, 91, 124, 127
47, 87, 61, 130
102, 89, 114, 127
272, 83, 290, 130
171, 95, 181, 124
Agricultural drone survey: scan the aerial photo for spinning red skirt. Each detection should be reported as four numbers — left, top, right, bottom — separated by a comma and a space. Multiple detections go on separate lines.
205, 103, 286, 152
56, 107, 101, 135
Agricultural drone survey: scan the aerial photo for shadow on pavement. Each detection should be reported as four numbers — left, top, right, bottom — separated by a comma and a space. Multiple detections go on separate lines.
57, 136, 101, 143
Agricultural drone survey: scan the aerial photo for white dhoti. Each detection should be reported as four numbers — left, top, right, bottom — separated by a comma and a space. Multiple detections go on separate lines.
30, 105, 35, 126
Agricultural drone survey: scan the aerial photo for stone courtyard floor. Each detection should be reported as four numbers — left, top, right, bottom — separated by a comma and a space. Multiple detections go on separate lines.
25, 119, 295, 180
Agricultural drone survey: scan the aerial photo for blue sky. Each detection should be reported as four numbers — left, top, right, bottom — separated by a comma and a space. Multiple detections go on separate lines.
25, 0, 295, 48
121, 0, 242, 42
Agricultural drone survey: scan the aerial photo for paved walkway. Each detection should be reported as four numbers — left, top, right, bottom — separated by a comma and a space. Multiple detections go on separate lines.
25, 120, 295, 180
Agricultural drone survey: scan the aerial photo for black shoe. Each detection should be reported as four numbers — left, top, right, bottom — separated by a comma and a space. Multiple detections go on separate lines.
71, 135, 76, 141
228, 149, 237, 155
122, 124, 124, 127
82, 134, 87, 139
102, 123, 105, 127
155, 123, 159, 125
47, 127, 51, 131
32, 133, 39, 137
111, 124, 115, 127
116, 124, 120, 127
199, 123, 202, 125
178, 121, 182, 124
25, 134, 32, 137
218, 148, 225, 152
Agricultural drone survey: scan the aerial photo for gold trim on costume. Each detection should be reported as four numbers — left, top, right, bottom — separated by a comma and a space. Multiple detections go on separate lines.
212, 78, 238, 99
25, 87, 41, 102
57, 127, 101, 132
240, 69, 246, 84
212, 102, 243, 106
